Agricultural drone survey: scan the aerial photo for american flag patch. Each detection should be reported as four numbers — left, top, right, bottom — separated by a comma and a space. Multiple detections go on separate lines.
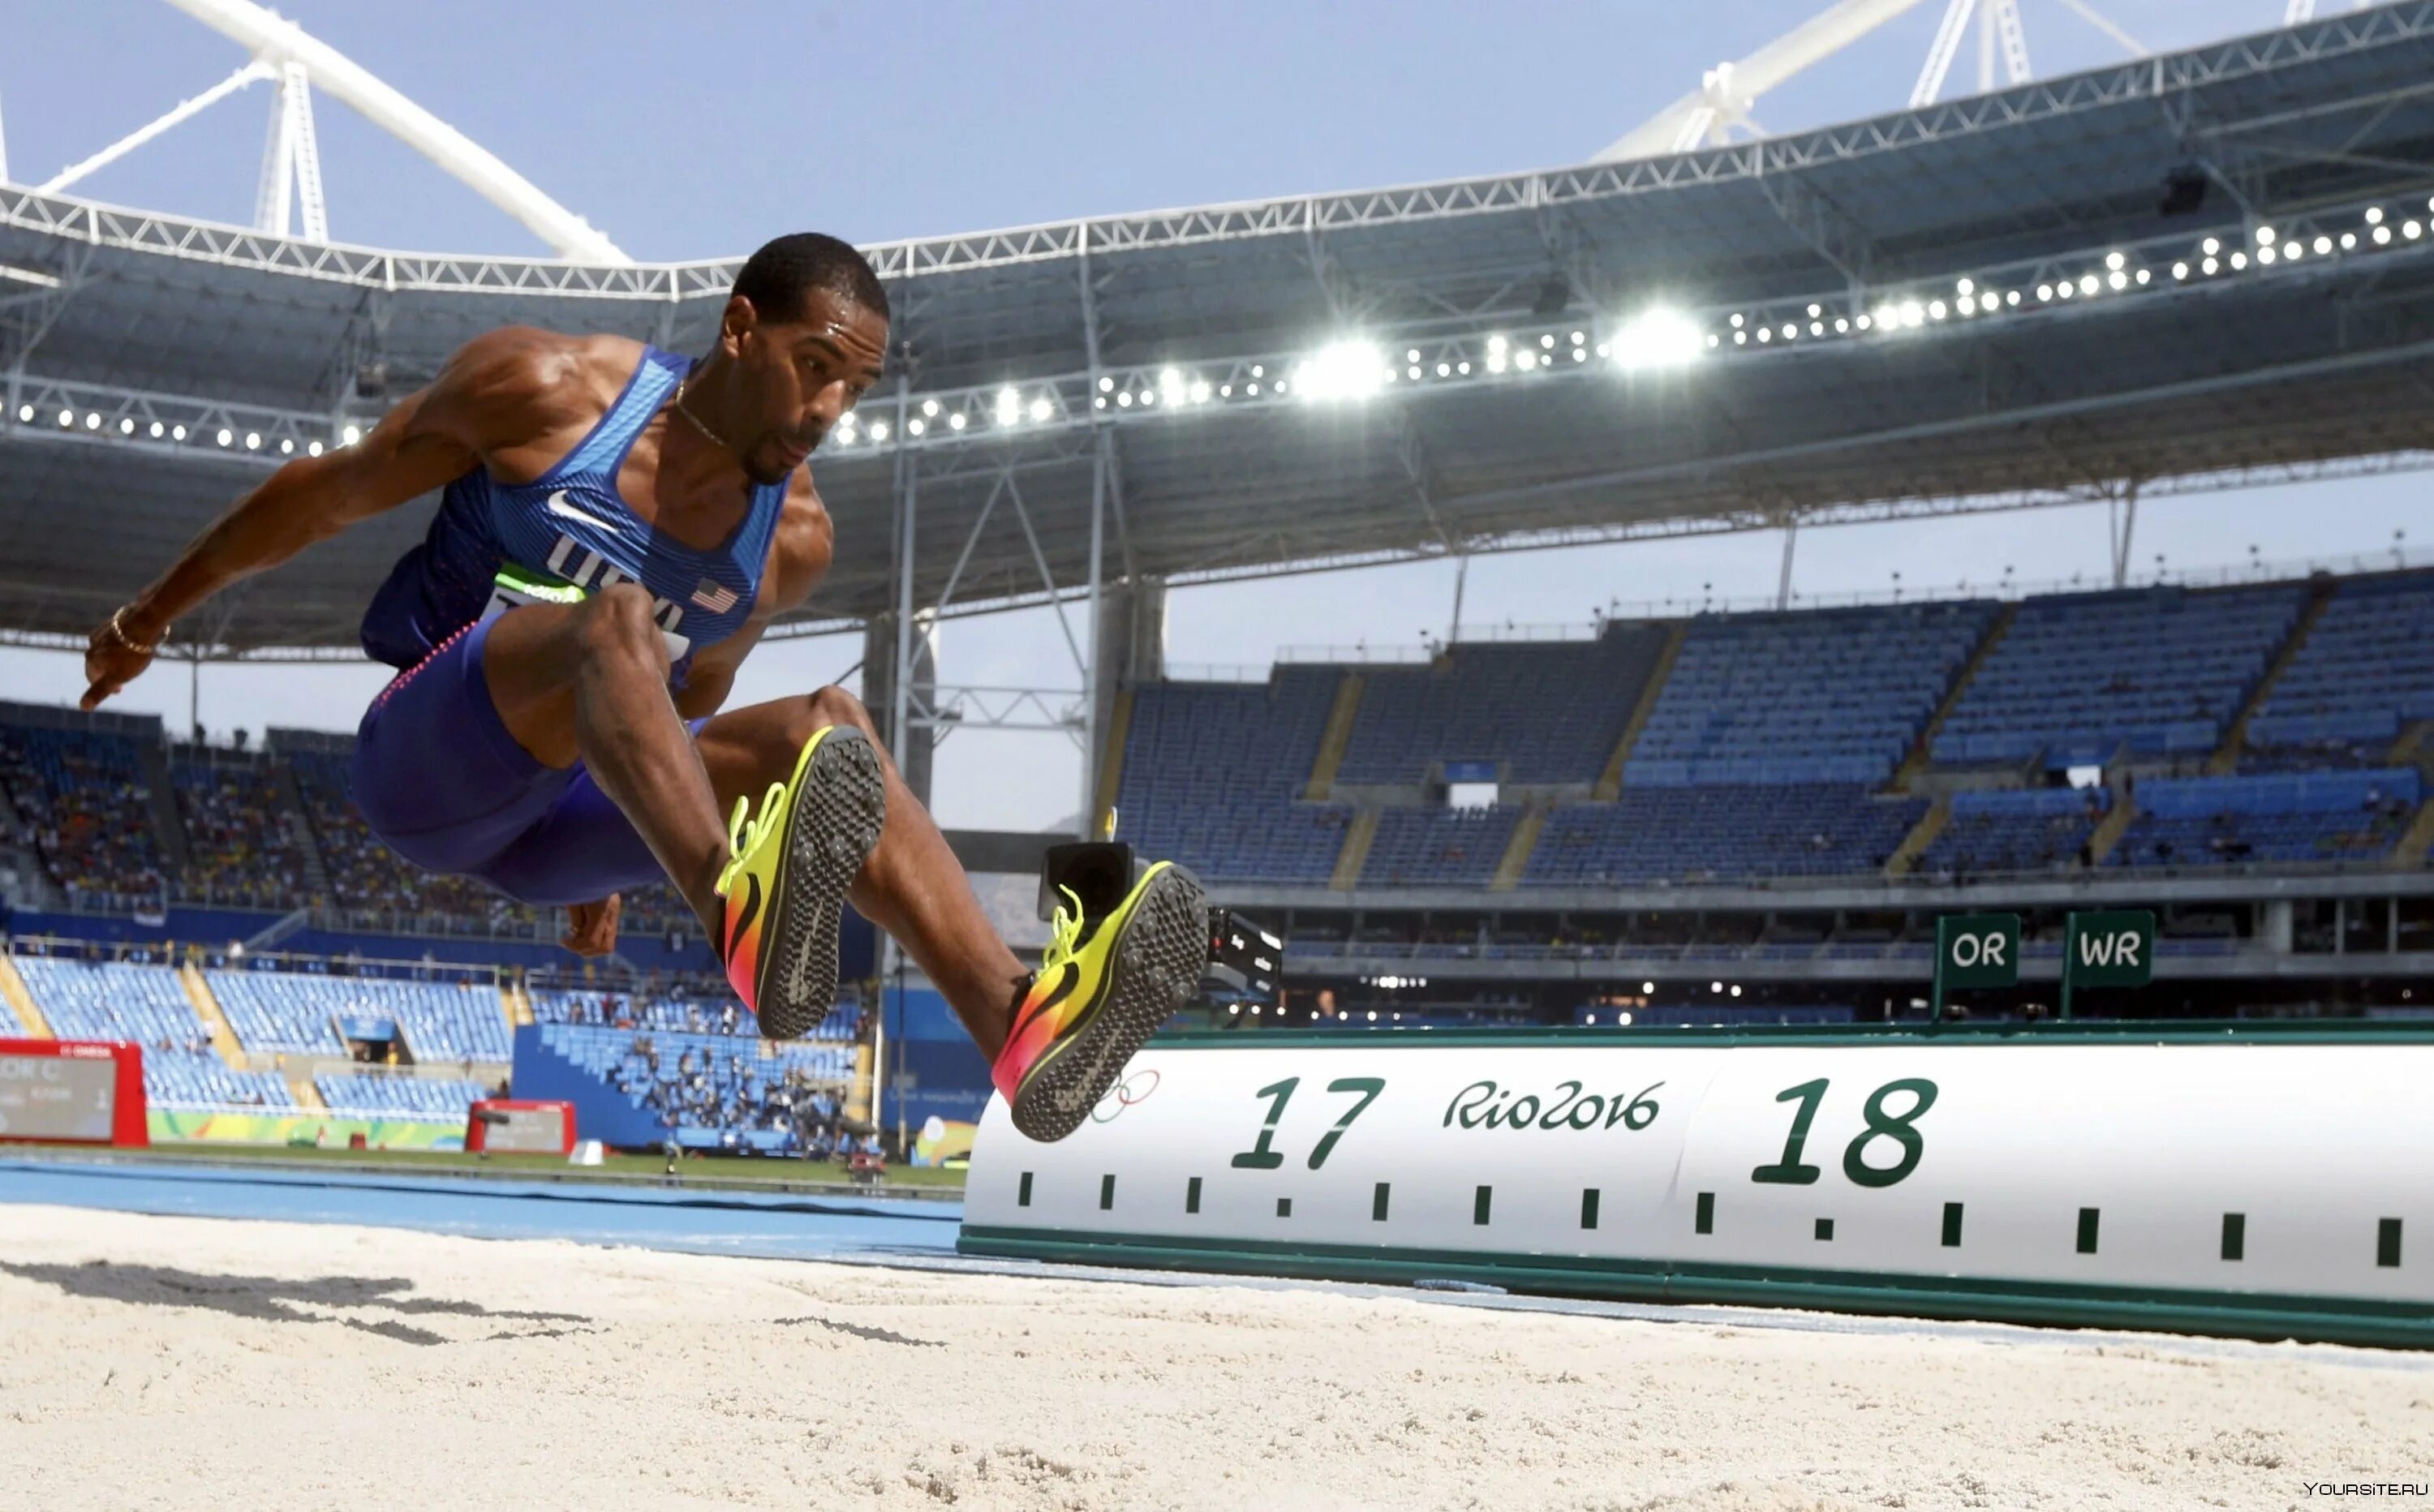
690, 579, 739, 612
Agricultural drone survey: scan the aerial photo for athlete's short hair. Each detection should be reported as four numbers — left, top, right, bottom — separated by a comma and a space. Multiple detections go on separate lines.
734, 232, 890, 324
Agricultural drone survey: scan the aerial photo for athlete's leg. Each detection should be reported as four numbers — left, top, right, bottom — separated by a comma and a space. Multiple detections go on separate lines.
468, 585, 1019, 1054
690, 689, 1026, 1059
476, 584, 729, 931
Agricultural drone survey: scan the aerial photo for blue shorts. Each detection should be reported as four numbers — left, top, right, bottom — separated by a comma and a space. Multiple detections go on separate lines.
350, 616, 702, 907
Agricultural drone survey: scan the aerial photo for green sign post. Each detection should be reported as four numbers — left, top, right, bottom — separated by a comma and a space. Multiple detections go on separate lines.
1932, 913, 2020, 1022
2060, 908, 2155, 1019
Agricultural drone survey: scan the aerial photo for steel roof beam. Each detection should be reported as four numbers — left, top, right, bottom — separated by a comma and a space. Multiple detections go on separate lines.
5, 6, 2422, 288
11, 194, 2430, 470
161, 0, 624, 262
36, 60, 274, 195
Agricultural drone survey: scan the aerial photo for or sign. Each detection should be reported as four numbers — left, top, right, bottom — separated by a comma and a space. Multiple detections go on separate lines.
1933, 913, 2019, 1020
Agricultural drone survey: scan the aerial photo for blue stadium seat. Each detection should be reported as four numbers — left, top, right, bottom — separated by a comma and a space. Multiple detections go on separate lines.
207, 968, 512, 1061
2247, 571, 2434, 769
315, 1074, 492, 1119
1114, 669, 1352, 883
1631, 601, 1994, 787
1916, 786, 2110, 876
1361, 806, 1523, 887
2108, 769, 2419, 869
1935, 584, 2303, 767
1524, 786, 1924, 886
13, 955, 296, 1110
532, 1023, 853, 1149
1335, 627, 1669, 785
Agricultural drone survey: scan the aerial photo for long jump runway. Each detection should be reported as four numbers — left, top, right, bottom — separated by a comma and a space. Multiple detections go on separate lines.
0, 1156, 963, 1262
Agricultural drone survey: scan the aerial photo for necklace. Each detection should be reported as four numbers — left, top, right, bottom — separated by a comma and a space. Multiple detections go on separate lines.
672, 367, 735, 454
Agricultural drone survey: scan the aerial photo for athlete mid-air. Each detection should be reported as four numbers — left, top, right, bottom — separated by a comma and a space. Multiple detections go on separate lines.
80, 232, 1206, 1143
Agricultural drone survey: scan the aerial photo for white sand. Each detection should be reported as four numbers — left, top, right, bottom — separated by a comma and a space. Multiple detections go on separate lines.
0, 1204, 2426, 1511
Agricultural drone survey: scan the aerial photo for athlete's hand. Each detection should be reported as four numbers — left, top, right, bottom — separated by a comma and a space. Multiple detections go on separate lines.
562, 894, 622, 957
81, 604, 165, 711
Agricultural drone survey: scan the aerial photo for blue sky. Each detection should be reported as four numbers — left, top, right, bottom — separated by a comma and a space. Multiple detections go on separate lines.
2, 0, 2422, 831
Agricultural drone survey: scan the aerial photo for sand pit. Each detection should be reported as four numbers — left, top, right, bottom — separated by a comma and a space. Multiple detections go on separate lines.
0, 1203, 2426, 1510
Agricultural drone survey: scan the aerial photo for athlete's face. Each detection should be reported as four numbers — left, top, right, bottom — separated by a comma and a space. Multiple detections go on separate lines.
736, 289, 888, 485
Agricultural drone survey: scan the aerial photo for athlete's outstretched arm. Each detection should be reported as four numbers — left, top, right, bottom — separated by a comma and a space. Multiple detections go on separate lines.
81, 327, 591, 710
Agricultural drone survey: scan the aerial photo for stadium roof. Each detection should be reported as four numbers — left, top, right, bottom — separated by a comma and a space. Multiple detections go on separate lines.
5, 4, 2434, 653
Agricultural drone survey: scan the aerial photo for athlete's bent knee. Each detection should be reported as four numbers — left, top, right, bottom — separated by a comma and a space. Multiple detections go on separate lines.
574, 582, 668, 672
806, 685, 878, 741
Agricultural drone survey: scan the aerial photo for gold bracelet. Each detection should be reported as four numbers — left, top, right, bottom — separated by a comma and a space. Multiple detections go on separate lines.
107, 607, 160, 655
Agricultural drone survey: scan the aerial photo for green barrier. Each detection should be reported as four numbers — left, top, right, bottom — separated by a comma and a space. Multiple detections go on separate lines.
148, 1110, 465, 1151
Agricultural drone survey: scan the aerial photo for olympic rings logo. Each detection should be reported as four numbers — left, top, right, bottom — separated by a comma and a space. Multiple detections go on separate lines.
1090, 1068, 1160, 1123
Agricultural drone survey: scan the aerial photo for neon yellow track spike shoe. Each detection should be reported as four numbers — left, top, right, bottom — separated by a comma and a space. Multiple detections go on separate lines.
992, 860, 1208, 1143
715, 724, 886, 1040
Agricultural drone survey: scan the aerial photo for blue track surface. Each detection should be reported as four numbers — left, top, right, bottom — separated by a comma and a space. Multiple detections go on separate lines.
0, 1158, 962, 1264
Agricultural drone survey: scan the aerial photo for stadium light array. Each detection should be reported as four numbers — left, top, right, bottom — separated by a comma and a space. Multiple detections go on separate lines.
1609, 306, 1705, 371
1294, 338, 1389, 401
67, 190, 2416, 467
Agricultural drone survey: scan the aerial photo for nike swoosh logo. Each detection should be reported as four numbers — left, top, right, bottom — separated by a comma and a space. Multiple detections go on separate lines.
1008, 963, 1082, 1046
783, 904, 820, 1004
726, 874, 763, 969
546, 488, 617, 534
1059, 1018, 1131, 1113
